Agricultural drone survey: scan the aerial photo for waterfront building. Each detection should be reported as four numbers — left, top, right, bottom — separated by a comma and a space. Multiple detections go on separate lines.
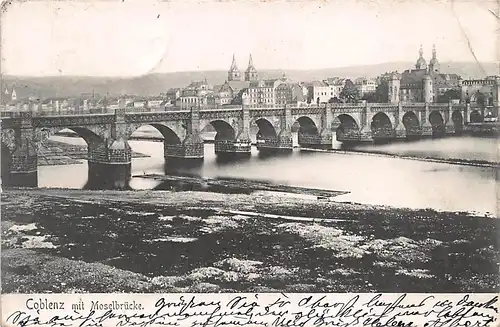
306, 80, 330, 104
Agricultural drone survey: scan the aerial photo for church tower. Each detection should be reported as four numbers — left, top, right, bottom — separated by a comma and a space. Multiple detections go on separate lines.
428, 44, 440, 73
388, 73, 400, 104
244, 54, 258, 81
423, 71, 433, 103
415, 45, 427, 70
228, 54, 241, 81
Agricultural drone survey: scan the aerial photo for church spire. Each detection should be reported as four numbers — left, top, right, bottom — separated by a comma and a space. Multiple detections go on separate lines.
429, 44, 439, 72
228, 53, 241, 81
244, 53, 258, 81
415, 44, 427, 70
230, 53, 238, 70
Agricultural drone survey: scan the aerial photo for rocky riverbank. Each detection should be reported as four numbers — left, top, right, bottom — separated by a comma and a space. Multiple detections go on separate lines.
2, 188, 498, 293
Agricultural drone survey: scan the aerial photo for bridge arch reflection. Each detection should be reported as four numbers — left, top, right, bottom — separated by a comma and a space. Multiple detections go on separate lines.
452, 111, 464, 134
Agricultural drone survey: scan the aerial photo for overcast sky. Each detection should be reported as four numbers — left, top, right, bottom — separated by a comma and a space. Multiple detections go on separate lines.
1, 0, 498, 76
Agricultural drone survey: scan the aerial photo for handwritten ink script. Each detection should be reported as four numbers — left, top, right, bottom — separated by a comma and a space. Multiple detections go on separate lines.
2, 293, 498, 327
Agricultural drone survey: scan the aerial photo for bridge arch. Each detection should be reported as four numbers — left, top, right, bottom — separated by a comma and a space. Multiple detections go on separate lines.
255, 118, 278, 139
402, 111, 421, 139
428, 111, 445, 137
333, 114, 360, 141
128, 123, 183, 145
294, 116, 319, 135
204, 120, 236, 141
452, 111, 464, 134
35, 126, 107, 147
370, 112, 393, 140
470, 110, 482, 123
293, 116, 320, 146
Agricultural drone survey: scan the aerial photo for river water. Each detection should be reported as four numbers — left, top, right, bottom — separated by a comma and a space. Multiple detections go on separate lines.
39, 133, 498, 216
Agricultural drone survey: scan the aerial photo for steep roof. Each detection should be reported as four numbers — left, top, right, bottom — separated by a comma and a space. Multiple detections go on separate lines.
228, 80, 250, 91
400, 69, 427, 87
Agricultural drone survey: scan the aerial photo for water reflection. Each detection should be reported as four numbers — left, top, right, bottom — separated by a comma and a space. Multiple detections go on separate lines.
37, 136, 499, 215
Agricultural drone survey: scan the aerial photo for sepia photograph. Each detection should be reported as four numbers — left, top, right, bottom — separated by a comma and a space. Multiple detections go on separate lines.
1, 0, 499, 300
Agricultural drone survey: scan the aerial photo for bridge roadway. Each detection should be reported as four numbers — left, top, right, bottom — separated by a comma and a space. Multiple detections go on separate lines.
0, 102, 485, 188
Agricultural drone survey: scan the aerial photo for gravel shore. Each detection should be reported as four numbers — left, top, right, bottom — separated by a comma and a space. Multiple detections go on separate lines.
2, 188, 499, 293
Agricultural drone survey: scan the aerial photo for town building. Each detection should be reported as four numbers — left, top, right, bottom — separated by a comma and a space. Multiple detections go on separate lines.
275, 82, 306, 106
324, 77, 346, 100
213, 81, 235, 106
306, 81, 330, 104
165, 88, 181, 103
461, 76, 499, 109
247, 79, 281, 107
354, 77, 377, 96
388, 45, 462, 103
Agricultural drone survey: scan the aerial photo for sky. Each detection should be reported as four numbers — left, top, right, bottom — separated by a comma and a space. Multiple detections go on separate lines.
1, 0, 498, 76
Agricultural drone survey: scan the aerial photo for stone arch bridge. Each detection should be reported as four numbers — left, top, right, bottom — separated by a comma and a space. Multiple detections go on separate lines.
1, 102, 475, 187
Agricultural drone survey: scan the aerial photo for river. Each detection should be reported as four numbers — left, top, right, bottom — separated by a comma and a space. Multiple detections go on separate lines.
38, 133, 499, 216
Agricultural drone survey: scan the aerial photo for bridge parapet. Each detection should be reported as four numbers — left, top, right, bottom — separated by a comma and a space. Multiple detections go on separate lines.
429, 103, 449, 109
369, 104, 398, 112
402, 103, 426, 111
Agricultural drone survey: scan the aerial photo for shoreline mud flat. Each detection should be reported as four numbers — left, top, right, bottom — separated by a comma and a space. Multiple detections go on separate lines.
2, 187, 499, 294
134, 173, 349, 198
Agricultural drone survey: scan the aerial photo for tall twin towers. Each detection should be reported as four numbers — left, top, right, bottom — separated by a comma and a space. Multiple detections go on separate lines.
228, 54, 259, 82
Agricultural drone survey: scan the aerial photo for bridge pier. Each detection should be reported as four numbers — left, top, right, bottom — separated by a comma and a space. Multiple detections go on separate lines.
297, 132, 332, 149
214, 139, 252, 156
8, 148, 38, 187
445, 103, 456, 135
86, 109, 132, 189
2, 113, 38, 188
164, 137, 205, 160
87, 138, 132, 189
445, 120, 455, 135
257, 105, 294, 152
256, 134, 293, 153
214, 105, 252, 157
164, 105, 205, 161
394, 123, 406, 140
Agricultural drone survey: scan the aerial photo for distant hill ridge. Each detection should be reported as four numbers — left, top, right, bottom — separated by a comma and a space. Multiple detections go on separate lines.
2, 61, 498, 99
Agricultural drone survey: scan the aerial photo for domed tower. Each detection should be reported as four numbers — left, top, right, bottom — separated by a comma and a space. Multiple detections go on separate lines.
228, 54, 241, 81
244, 54, 258, 81
428, 44, 440, 73
423, 71, 433, 103
415, 45, 427, 70
387, 73, 400, 104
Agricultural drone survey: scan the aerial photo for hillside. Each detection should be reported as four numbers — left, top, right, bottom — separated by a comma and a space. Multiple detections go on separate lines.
2, 61, 497, 99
